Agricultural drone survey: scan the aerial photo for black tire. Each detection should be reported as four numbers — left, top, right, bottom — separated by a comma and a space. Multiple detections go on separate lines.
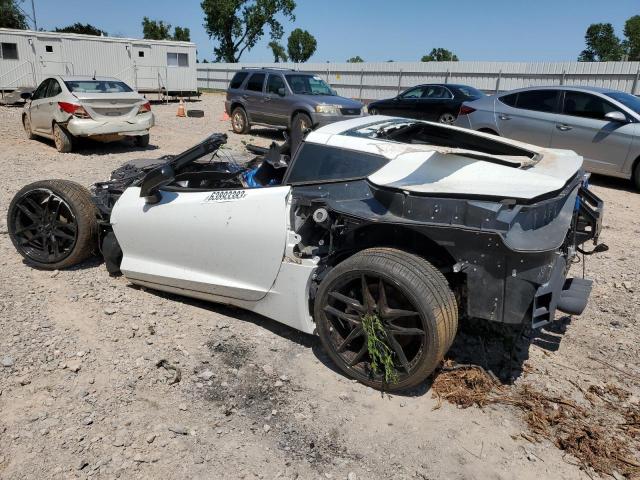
53, 123, 73, 153
134, 134, 150, 147
292, 112, 312, 139
438, 112, 457, 125
478, 128, 499, 136
7, 180, 99, 270
633, 161, 640, 191
315, 247, 458, 391
23, 114, 35, 140
231, 107, 250, 134
369, 108, 379, 116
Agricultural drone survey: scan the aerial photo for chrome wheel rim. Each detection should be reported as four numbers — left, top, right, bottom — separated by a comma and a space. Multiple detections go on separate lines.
232, 112, 244, 131
439, 113, 456, 124
10, 189, 78, 264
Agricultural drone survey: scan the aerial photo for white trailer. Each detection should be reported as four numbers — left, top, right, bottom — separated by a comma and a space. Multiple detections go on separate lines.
0, 28, 198, 99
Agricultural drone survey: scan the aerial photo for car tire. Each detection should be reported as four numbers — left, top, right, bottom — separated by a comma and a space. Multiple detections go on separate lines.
633, 161, 640, 191
315, 247, 458, 391
231, 107, 250, 134
7, 180, 99, 270
292, 112, 312, 138
369, 108, 379, 115
53, 123, 74, 153
438, 112, 457, 125
134, 134, 150, 148
23, 115, 35, 140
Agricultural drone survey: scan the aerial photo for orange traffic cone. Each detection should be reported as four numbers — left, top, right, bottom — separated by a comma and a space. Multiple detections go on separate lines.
176, 98, 186, 117
221, 111, 230, 121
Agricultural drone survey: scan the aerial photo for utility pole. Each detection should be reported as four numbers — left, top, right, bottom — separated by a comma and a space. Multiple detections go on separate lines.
30, 0, 37, 30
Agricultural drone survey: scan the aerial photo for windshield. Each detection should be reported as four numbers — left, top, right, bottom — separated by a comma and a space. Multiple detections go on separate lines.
285, 74, 334, 95
604, 91, 640, 114
64, 80, 133, 93
454, 86, 484, 99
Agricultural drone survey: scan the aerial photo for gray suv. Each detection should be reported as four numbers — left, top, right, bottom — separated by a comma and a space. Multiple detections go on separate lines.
225, 68, 365, 136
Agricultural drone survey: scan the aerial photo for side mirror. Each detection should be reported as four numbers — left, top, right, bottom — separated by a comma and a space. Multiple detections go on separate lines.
20, 92, 32, 100
140, 164, 175, 203
604, 111, 627, 123
277, 87, 286, 97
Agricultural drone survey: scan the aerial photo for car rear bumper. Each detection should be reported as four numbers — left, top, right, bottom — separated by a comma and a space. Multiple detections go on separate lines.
66, 112, 154, 137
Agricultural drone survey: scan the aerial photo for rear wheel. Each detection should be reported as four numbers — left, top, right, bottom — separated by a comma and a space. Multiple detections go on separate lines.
23, 115, 34, 139
53, 123, 74, 153
633, 162, 640, 191
315, 248, 458, 391
369, 108, 379, 116
231, 107, 250, 134
7, 180, 98, 270
438, 112, 457, 124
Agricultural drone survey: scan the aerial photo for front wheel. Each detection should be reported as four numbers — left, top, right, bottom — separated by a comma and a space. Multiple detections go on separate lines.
23, 115, 35, 139
315, 248, 458, 391
7, 180, 99, 270
438, 112, 457, 125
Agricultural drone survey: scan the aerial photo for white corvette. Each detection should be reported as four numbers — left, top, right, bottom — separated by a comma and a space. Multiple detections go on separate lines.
7, 117, 605, 390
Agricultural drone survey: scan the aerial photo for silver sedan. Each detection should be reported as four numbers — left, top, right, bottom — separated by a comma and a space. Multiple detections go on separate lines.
21, 75, 154, 153
455, 85, 640, 189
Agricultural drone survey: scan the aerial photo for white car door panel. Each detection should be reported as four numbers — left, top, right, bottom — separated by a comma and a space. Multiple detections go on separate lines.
111, 186, 291, 302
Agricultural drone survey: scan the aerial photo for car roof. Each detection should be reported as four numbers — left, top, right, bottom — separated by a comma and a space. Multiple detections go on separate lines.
240, 68, 297, 74
54, 75, 125, 82
500, 85, 622, 95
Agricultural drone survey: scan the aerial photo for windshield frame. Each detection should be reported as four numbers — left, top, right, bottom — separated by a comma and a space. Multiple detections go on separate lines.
284, 74, 335, 96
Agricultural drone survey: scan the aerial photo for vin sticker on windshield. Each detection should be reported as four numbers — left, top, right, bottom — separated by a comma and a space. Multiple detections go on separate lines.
203, 190, 247, 202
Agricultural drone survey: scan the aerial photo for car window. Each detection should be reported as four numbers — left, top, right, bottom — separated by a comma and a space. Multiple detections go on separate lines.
423, 86, 450, 99
64, 80, 133, 93
563, 91, 620, 120
285, 74, 334, 95
499, 93, 518, 107
31, 80, 51, 100
515, 90, 559, 113
246, 73, 265, 92
400, 87, 425, 99
46, 79, 62, 97
455, 86, 484, 98
266, 74, 285, 95
229, 72, 248, 89
286, 143, 389, 184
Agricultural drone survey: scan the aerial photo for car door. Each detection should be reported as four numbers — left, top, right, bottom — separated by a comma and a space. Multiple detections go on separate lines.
28, 79, 52, 132
111, 185, 291, 302
391, 86, 427, 118
243, 72, 267, 124
495, 89, 560, 147
550, 90, 636, 175
263, 74, 289, 127
417, 85, 453, 121
38, 78, 64, 131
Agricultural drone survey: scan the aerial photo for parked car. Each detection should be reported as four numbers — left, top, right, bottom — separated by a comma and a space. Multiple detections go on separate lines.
455, 85, 640, 189
225, 68, 365, 138
367, 84, 484, 124
6, 117, 604, 391
21, 76, 154, 153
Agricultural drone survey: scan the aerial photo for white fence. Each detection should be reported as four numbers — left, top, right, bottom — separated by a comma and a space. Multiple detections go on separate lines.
197, 61, 640, 100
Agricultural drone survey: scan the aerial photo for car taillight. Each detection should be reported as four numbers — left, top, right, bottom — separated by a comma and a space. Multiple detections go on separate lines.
458, 105, 476, 116
58, 102, 91, 119
138, 101, 151, 114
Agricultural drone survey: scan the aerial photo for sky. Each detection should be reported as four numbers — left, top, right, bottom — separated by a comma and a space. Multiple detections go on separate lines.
27, 0, 640, 63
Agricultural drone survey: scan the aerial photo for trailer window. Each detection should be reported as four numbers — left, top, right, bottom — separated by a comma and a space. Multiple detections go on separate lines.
0, 43, 18, 60
45, 45, 54, 53
167, 52, 189, 67
138, 51, 145, 57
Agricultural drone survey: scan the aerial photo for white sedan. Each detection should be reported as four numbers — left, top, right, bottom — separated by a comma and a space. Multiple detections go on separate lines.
21, 75, 154, 152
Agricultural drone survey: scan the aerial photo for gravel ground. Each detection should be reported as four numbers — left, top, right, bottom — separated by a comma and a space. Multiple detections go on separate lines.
0, 93, 638, 480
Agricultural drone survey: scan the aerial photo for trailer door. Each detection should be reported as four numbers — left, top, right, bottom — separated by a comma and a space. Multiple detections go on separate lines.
36, 38, 69, 77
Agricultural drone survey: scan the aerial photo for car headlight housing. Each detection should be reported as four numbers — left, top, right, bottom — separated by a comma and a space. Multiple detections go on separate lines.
315, 104, 341, 115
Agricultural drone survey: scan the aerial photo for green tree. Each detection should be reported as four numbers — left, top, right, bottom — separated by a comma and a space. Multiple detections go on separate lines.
173, 26, 191, 41
421, 48, 459, 62
347, 55, 364, 63
201, 0, 296, 63
0, 0, 28, 29
268, 40, 288, 62
287, 28, 316, 62
55, 23, 106, 36
578, 23, 623, 61
623, 15, 640, 61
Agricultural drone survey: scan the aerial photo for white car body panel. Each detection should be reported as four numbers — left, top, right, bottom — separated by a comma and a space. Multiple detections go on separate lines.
308, 116, 584, 199
111, 186, 291, 302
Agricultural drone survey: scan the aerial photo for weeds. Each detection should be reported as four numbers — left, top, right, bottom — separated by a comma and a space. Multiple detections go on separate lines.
361, 313, 398, 384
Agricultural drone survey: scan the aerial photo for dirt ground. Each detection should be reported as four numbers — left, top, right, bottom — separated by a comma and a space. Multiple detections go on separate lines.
0, 93, 638, 480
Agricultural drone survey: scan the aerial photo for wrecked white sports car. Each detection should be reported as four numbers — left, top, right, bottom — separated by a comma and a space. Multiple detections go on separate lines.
7, 117, 605, 391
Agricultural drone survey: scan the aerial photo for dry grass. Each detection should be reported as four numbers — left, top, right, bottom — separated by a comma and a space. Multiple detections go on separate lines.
432, 362, 640, 478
